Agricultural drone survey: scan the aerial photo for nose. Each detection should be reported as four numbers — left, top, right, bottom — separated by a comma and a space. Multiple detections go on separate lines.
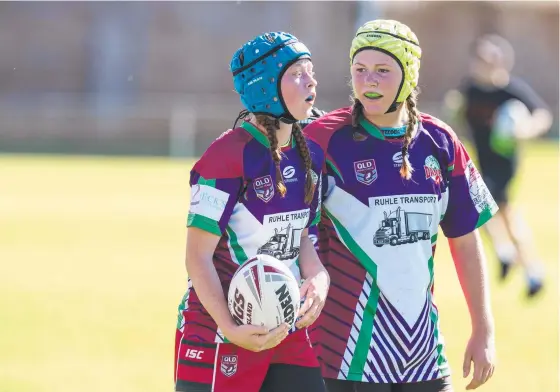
365, 72, 379, 87
306, 72, 317, 88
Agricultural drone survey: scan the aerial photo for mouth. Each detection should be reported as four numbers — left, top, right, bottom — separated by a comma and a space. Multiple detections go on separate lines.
364, 92, 383, 100
305, 93, 316, 104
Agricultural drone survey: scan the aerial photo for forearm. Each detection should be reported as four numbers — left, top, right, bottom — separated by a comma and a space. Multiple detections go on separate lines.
299, 234, 329, 283
186, 248, 236, 333
449, 230, 494, 333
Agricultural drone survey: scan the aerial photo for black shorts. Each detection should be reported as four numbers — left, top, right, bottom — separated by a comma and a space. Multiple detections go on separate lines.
324, 377, 453, 392
479, 156, 517, 205
482, 171, 513, 205
176, 364, 326, 392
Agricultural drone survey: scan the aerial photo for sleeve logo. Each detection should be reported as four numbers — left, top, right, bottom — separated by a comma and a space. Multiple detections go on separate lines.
189, 184, 229, 221
465, 160, 498, 214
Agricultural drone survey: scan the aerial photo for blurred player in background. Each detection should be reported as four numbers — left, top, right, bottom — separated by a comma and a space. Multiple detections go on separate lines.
175, 32, 329, 392
443, 34, 553, 297
306, 20, 497, 392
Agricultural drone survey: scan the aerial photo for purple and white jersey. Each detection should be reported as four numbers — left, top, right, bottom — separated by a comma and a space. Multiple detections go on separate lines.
305, 108, 497, 383
176, 121, 324, 343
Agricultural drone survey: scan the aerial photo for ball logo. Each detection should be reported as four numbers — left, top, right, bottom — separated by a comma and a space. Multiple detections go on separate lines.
230, 288, 247, 326
253, 175, 274, 203
424, 155, 443, 184
220, 355, 238, 377
354, 159, 378, 185
275, 283, 296, 326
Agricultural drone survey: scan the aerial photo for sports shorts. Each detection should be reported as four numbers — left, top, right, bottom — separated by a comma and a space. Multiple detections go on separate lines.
174, 328, 325, 392
324, 377, 453, 392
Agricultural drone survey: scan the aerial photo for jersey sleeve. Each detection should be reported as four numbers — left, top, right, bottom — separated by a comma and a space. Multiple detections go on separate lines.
440, 137, 499, 238
187, 134, 245, 236
307, 225, 320, 251
509, 77, 550, 113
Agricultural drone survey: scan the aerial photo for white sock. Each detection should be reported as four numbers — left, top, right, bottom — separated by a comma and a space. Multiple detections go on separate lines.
526, 262, 544, 282
495, 243, 517, 264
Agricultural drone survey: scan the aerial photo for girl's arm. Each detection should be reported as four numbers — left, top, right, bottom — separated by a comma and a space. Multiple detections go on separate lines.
186, 227, 289, 351
448, 229, 496, 390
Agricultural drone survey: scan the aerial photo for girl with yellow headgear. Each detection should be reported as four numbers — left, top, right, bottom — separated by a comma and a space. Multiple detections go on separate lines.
305, 20, 497, 392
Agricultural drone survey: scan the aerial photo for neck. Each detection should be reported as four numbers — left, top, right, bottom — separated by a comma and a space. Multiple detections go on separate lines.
491, 70, 510, 88
363, 104, 408, 128
251, 116, 293, 147
275, 121, 293, 147
473, 70, 510, 89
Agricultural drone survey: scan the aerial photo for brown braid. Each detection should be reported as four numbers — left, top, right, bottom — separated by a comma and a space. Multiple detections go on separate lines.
255, 114, 287, 197
351, 98, 364, 128
292, 122, 315, 204
400, 88, 420, 180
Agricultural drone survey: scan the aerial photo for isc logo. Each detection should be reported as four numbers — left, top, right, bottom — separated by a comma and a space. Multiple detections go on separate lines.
185, 349, 204, 360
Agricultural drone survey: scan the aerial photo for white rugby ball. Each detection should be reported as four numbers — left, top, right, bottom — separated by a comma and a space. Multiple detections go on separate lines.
227, 254, 301, 330
492, 98, 532, 138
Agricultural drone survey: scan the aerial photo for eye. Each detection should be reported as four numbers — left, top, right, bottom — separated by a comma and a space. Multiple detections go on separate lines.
293, 70, 303, 77
378, 68, 390, 74
355, 67, 366, 73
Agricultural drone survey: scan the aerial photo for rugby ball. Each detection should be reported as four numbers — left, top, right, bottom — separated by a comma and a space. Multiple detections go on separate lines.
227, 255, 301, 330
492, 98, 531, 139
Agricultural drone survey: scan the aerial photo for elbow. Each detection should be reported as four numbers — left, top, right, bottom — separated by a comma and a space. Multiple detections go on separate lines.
448, 229, 483, 259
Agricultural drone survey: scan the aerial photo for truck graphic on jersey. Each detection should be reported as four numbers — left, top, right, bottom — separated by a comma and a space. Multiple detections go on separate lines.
374, 207, 432, 247
258, 223, 303, 260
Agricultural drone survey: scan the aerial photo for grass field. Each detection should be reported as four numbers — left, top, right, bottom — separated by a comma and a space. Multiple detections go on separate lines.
1, 141, 557, 392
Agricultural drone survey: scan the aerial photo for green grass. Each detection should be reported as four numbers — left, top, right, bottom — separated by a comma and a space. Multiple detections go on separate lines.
0, 141, 557, 392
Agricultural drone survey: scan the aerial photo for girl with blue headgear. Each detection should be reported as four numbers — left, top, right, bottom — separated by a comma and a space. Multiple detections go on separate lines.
174, 32, 329, 392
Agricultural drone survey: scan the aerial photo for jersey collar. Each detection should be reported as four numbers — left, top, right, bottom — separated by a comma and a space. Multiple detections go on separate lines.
241, 121, 296, 150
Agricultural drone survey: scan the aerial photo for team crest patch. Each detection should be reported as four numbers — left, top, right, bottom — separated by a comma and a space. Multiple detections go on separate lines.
424, 155, 443, 184
220, 354, 238, 377
254, 175, 274, 203
354, 159, 378, 185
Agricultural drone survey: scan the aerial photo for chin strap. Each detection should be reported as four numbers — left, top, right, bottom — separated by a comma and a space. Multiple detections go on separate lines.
232, 109, 250, 129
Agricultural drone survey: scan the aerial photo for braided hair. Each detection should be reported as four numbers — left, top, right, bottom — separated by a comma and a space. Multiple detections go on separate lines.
351, 88, 420, 180
254, 115, 315, 204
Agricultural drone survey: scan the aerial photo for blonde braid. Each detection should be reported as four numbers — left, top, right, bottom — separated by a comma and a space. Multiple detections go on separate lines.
400, 89, 420, 180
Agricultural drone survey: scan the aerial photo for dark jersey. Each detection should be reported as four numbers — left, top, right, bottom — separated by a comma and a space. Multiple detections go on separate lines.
461, 76, 548, 172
